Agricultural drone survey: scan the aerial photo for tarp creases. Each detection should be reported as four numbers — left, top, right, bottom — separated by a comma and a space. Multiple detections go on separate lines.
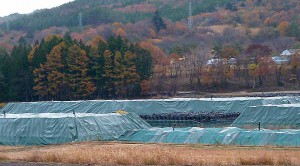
119, 127, 300, 146
0, 113, 150, 146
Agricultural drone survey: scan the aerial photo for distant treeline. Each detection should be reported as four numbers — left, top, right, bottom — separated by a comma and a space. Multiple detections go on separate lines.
0, 0, 238, 32
0, 34, 152, 102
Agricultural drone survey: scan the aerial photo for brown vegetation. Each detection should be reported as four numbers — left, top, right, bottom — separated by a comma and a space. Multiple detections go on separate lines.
0, 142, 299, 165
0, 103, 6, 109
2, 0, 300, 100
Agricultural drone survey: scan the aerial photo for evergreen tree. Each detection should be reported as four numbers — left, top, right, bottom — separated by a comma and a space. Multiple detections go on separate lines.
30, 35, 63, 69
90, 50, 103, 99
107, 35, 128, 55
287, 22, 300, 40
130, 43, 153, 80
0, 71, 7, 101
0, 48, 9, 101
97, 39, 108, 55
90, 39, 107, 99
63, 32, 73, 45
151, 10, 166, 33
225, 3, 238, 12
9, 38, 32, 101
102, 50, 114, 98
113, 51, 126, 97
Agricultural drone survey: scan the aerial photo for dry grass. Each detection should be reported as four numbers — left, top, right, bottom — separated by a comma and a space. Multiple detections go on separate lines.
0, 154, 9, 161
239, 155, 274, 165
277, 155, 293, 165
0, 142, 299, 165
239, 154, 294, 165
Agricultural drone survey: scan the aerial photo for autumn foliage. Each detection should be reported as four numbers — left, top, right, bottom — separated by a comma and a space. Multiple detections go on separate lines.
2, 0, 300, 101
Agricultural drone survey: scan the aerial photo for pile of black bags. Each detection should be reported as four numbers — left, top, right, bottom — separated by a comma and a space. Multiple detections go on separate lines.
140, 111, 240, 123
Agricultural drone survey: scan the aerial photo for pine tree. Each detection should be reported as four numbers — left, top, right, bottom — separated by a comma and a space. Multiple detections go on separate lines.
66, 44, 96, 99
30, 35, 63, 69
102, 50, 114, 98
0, 48, 10, 101
33, 63, 48, 99
0, 71, 7, 101
46, 44, 67, 100
90, 39, 107, 99
9, 38, 32, 101
151, 10, 166, 33
107, 35, 128, 55
98, 39, 108, 55
123, 51, 140, 98
114, 51, 126, 97
33, 44, 67, 100
130, 43, 153, 80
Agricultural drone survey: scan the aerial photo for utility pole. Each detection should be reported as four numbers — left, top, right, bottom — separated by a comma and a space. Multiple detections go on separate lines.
188, 1, 193, 30
78, 12, 83, 30
6, 22, 10, 31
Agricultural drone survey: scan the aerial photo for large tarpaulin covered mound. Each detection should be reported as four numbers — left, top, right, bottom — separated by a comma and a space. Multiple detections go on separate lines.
0, 112, 150, 145
2, 96, 300, 115
1, 97, 300, 146
231, 104, 300, 129
119, 127, 300, 146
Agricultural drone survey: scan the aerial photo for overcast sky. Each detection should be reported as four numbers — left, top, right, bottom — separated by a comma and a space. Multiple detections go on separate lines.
0, 0, 75, 17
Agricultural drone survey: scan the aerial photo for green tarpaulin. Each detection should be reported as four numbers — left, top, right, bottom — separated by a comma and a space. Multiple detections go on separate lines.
1, 97, 299, 146
119, 127, 300, 146
0, 113, 150, 145
231, 104, 300, 129
2, 97, 300, 115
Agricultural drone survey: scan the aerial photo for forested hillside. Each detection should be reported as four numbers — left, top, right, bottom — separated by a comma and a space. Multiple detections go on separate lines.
1, 0, 300, 101
0, 0, 237, 31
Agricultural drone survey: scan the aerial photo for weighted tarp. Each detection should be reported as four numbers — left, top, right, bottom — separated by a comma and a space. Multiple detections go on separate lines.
231, 104, 300, 129
2, 97, 300, 115
0, 113, 150, 146
1, 97, 300, 146
119, 127, 300, 146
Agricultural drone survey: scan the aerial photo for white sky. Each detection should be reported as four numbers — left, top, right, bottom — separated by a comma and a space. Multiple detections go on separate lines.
0, 0, 75, 17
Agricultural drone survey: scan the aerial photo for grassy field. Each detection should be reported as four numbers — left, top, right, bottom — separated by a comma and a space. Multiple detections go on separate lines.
0, 142, 299, 165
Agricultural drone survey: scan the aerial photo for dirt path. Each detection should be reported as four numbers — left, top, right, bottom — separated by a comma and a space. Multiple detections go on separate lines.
0, 142, 299, 165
